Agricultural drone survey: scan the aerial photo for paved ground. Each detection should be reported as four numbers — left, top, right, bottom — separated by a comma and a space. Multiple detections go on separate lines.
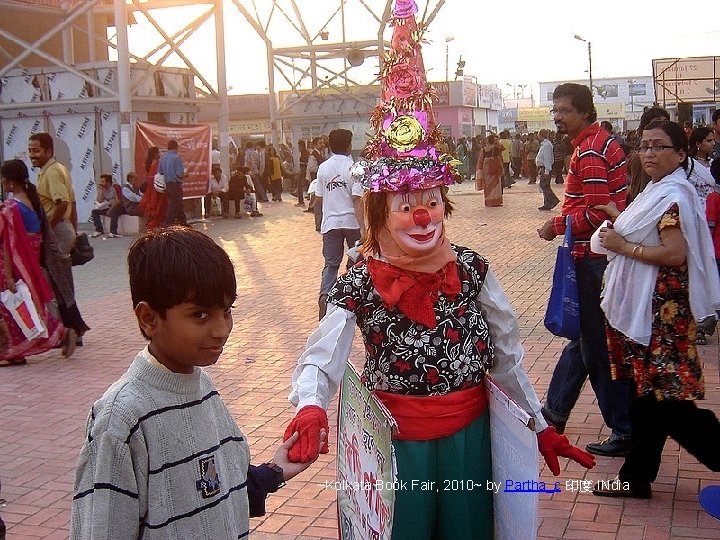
1, 179, 719, 539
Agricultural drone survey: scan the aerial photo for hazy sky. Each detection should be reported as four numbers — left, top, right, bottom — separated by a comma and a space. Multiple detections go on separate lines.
126, 0, 720, 100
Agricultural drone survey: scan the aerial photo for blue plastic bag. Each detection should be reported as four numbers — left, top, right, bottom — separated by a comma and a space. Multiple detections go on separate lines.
544, 215, 581, 339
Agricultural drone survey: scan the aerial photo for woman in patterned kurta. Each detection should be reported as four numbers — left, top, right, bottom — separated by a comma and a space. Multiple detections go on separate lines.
593, 120, 720, 499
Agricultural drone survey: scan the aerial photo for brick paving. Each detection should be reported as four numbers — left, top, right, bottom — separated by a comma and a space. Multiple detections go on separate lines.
1, 179, 719, 539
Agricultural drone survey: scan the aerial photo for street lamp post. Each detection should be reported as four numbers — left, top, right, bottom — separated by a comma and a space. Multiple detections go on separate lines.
627, 79, 636, 111
445, 36, 455, 82
574, 34, 592, 95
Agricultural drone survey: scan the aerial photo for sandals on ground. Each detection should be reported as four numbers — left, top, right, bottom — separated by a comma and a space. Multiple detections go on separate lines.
61, 328, 77, 358
696, 332, 708, 345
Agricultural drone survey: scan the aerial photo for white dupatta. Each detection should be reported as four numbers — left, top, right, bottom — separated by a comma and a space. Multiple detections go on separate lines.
600, 166, 720, 345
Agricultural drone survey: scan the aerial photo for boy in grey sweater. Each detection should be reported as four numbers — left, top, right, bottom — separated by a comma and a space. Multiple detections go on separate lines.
70, 227, 323, 539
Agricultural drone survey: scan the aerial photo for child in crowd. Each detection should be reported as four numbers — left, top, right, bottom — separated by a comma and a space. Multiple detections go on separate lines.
70, 226, 319, 539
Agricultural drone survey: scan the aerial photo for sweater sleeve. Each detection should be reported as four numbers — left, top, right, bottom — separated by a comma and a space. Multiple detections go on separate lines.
246, 464, 284, 517
70, 429, 142, 540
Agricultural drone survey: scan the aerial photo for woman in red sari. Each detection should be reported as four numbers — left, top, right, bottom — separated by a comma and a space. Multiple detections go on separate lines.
139, 146, 167, 229
475, 134, 504, 207
0, 160, 63, 366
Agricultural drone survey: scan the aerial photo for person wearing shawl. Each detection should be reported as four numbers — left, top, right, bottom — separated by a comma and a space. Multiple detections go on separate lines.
0, 160, 65, 366
592, 119, 720, 499
282, 2, 595, 537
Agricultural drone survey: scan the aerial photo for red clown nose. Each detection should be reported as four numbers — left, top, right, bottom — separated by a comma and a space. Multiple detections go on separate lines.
413, 208, 431, 228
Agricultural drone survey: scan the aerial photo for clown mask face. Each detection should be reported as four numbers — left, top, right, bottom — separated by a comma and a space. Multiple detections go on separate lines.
386, 187, 444, 255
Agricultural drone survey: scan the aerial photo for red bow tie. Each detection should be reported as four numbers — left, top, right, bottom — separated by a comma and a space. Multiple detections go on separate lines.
367, 259, 461, 328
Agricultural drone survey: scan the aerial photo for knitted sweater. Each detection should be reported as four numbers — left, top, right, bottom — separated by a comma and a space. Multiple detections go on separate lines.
70, 349, 281, 539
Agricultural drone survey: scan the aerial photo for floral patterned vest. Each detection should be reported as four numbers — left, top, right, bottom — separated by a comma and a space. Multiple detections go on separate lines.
327, 245, 494, 396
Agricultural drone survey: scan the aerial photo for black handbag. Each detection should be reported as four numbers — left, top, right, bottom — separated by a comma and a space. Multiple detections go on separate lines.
71, 233, 95, 266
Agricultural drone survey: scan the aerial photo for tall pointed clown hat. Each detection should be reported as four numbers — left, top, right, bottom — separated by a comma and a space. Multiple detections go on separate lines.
351, 0, 461, 192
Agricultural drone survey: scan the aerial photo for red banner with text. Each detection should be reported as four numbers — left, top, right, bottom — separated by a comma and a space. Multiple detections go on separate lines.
134, 121, 211, 198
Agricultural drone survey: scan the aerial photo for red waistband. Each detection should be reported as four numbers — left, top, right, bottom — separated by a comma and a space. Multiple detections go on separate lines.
374, 384, 488, 441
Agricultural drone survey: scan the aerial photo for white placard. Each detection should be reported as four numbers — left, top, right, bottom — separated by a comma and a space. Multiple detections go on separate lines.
486, 376, 539, 540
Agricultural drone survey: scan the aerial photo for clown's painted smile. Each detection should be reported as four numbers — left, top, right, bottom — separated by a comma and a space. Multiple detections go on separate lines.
387, 187, 444, 254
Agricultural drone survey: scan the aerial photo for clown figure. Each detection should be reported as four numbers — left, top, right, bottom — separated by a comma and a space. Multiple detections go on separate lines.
285, 184, 596, 539
284, 1, 595, 538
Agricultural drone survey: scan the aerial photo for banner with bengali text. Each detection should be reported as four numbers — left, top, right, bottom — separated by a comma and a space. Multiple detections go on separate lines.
337, 363, 397, 540
134, 121, 211, 198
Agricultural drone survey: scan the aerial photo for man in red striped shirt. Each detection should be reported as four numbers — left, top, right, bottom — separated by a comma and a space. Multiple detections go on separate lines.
538, 83, 633, 457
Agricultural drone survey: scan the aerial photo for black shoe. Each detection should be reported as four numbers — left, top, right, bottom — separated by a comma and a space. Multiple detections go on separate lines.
540, 406, 566, 435
585, 436, 633, 457
593, 477, 651, 499
76, 337, 83, 347
538, 206, 553, 211
528, 180, 537, 184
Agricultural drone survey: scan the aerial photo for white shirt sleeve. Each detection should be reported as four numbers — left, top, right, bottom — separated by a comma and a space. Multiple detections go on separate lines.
480, 268, 548, 432
288, 304, 357, 410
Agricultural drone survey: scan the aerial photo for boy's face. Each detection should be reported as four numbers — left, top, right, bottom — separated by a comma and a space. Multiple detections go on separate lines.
136, 301, 233, 374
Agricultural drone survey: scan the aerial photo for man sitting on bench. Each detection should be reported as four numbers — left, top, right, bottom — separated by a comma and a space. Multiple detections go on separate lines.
107, 172, 144, 238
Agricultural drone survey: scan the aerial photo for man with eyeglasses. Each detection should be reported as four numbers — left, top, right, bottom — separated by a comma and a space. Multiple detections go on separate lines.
538, 83, 634, 458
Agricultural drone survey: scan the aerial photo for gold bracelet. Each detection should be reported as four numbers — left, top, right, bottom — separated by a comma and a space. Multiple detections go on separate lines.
631, 244, 642, 258
639, 246, 644, 260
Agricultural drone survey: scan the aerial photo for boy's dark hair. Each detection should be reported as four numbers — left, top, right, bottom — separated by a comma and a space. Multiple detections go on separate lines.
328, 129, 352, 154
712, 109, 720, 124
553, 83, 597, 123
167, 139, 178, 151
29, 132, 54, 152
128, 227, 237, 334
99, 173, 112, 183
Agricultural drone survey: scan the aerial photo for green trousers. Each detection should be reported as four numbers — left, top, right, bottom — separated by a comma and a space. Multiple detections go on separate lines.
390, 411, 493, 540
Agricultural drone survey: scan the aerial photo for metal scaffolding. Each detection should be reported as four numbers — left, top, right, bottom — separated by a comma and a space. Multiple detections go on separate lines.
0, 0, 446, 174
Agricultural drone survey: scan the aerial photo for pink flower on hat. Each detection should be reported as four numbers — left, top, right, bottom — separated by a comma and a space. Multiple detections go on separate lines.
386, 63, 422, 99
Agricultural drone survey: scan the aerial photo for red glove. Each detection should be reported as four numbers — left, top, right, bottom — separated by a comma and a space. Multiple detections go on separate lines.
283, 405, 329, 463
537, 427, 596, 476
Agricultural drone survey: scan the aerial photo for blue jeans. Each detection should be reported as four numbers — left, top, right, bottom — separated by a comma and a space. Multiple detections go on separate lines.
320, 228, 361, 296
91, 208, 109, 233
545, 255, 632, 438
163, 182, 186, 226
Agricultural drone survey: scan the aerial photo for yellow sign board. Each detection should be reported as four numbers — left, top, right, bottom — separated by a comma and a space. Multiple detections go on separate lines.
517, 107, 551, 122
595, 102, 625, 119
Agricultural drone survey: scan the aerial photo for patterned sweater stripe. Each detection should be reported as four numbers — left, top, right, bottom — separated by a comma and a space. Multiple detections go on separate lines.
148, 436, 245, 475
143, 481, 248, 530
125, 390, 220, 442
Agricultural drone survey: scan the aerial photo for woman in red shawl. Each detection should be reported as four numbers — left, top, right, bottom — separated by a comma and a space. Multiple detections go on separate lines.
139, 146, 168, 229
0, 160, 63, 366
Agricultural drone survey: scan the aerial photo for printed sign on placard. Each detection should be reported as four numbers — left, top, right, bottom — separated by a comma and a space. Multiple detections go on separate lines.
337, 363, 397, 540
